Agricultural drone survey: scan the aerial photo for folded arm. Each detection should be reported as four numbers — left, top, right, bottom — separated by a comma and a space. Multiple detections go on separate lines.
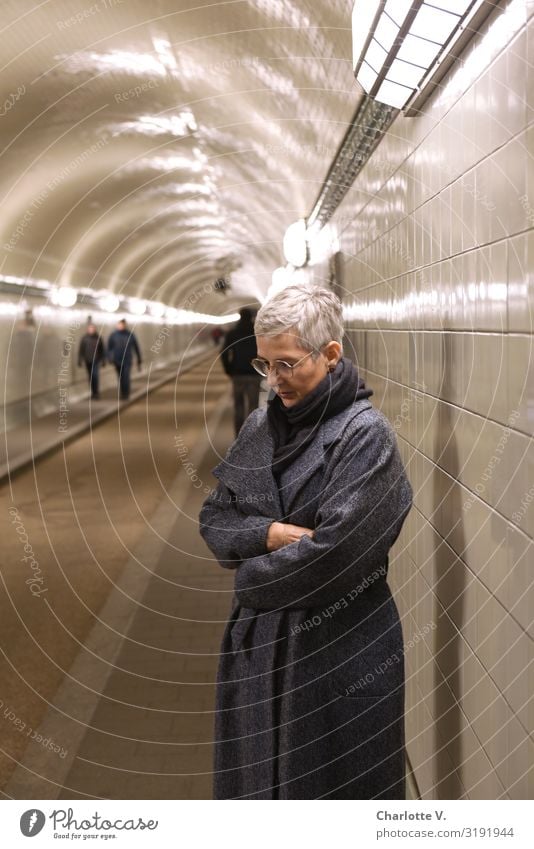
234, 416, 412, 610
199, 480, 274, 568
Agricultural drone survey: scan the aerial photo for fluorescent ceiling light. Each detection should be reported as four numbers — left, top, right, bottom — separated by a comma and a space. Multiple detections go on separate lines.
352, 0, 492, 111
374, 14, 399, 51
409, 5, 459, 41
352, 1, 381, 70
129, 298, 146, 315
384, 0, 413, 25
51, 287, 77, 308
99, 293, 120, 312
376, 79, 414, 109
396, 33, 442, 66
148, 302, 166, 318
358, 61, 379, 91
387, 57, 426, 87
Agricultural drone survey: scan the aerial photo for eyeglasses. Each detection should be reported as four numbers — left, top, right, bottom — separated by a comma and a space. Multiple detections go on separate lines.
250, 349, 317, 379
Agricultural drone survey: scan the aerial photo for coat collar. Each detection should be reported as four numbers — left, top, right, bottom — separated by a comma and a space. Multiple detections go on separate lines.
211, 399, 373, 518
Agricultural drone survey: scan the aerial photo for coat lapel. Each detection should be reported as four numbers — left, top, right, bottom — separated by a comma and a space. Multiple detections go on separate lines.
211, 400, 373, 521
211, 413, 284, 519
280, 399, 373, 514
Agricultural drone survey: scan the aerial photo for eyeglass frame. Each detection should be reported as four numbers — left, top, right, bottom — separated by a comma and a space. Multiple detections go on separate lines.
250, 344, 327, 379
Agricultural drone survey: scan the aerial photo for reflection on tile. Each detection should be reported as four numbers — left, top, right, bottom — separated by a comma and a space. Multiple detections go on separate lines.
337, 8, 534, 802
506, 334, 534, 436
507, 231, 533, 333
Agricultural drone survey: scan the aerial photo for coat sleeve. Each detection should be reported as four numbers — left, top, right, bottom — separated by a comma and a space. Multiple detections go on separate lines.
198, 480, 274, 568
233, 414, 412, 610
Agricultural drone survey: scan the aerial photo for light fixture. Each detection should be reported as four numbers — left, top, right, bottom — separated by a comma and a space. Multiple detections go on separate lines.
306, 221, 340, 266
98, 293, 120, 312
283, 219, 307, 268
352, 0, 499, 112
308, 96, 394, 229
148, 301, 166, 318
129, 298, 147, 315
51, 286, 77, 308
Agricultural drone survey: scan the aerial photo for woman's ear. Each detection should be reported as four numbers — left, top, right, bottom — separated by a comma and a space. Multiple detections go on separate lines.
324, 340, 342, 370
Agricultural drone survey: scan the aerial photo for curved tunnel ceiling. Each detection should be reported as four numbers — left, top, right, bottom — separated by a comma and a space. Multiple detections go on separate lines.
0, 0, 361, 315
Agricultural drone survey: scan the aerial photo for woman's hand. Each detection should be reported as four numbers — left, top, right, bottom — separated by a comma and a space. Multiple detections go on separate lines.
266, 521, 314, 552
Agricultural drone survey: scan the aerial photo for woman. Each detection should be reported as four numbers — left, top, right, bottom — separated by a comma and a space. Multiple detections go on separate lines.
199, 283, 413, 800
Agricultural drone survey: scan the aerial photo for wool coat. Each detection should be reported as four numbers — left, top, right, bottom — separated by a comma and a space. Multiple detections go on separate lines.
199, 398, 413, 800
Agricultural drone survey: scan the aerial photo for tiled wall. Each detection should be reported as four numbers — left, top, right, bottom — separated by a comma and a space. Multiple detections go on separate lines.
336, 0, 533, 799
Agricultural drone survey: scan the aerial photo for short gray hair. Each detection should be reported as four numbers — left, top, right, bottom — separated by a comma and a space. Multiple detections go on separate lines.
254, 282, 344, 352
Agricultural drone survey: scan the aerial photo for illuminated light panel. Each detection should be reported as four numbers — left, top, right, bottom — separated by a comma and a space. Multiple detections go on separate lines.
99, 293, 121, 312
352, 0, 381, 70
353, 0, 486, 110
384, 0, 413, 25
409, 5, 460, 41
51, 286, 77, 307
148, 302, 166, 318
375, 78, 414, 109
396, 33, 442, 67
129, 299, 146, 315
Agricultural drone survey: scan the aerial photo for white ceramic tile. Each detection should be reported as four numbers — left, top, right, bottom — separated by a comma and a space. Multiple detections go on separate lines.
474, 158, 494, 246
476, 242, 508, 331
506, 334, 534, 436
491, 133, 529, 240
461, 334, 508, 422
507, 231, 534, 333
505, 28, 528, 137
506, 527, 534, 638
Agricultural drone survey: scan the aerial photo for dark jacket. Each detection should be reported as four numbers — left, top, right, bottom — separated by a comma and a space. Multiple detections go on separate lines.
107, 329, 142, 367
221, 319, 258, 376
78, 332, 106, 367
199, 399, 413, 799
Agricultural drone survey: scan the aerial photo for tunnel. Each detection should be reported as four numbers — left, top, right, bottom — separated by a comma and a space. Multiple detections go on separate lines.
0, 0, 532, 815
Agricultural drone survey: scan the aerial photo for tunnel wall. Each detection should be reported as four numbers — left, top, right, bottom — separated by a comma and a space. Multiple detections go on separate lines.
1, 294, 212, 431
336, 0, 533, 799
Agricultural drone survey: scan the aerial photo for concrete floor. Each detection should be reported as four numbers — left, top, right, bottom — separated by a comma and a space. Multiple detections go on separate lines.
0, 356, 234, 798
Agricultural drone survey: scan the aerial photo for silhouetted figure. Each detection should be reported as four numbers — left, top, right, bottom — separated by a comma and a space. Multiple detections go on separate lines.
78, 323, 106, 399
221, 308, 261, 436
107, 318, 142, 401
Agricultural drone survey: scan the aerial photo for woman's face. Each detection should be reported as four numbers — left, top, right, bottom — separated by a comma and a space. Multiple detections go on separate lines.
256, 331, 341, 407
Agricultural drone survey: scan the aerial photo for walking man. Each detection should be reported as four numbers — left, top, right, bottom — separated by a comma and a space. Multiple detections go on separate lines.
78, 323, 106, 399
221, 308, 262, 437
107, 318, 142, 400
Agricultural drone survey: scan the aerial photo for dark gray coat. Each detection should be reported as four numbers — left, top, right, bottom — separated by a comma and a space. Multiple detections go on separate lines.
199, 398, 413, 799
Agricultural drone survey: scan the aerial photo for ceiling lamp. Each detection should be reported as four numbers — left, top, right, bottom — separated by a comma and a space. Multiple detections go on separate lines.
352, 0, 499, 112
51, 286, 77, 308
283, 220, 307, 268
98, 293, 120, 312
129, 298, 147, 315
148, 302, 166, 318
